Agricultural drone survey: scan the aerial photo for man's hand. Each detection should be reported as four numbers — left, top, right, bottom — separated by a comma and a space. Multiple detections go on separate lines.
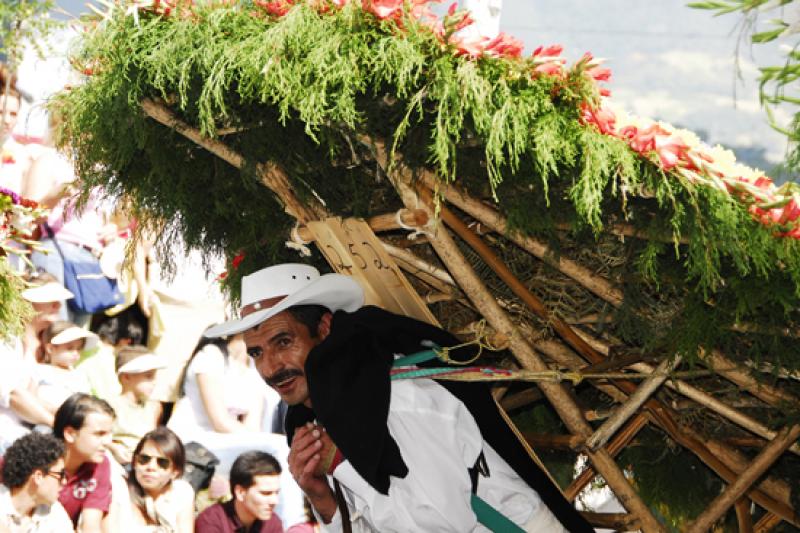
289, 423, 338, 523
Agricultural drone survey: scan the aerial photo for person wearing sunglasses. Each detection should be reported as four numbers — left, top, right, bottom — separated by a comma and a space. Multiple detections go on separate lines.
126, 427, 194, 533
0, 432, 73, 532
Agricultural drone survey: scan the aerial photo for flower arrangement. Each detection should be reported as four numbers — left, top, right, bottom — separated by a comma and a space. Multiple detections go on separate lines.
0, 187, 47, 258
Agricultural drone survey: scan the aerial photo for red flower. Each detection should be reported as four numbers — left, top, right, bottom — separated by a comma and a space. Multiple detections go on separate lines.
654, 133, 689, 170
232, 251, 246, 269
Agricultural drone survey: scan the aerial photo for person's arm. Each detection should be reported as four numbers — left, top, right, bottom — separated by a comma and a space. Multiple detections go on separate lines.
21, 150, 72, 208
289, 424, 338, 524
9, 386, 54, 426
174, 482, 195, 533
196, 372, 248, 433
242, 383, 265, 431
77, 508, 105, 533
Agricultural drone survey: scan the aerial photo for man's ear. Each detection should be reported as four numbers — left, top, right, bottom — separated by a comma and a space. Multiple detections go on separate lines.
233, 484, 246, 502
317, 312, 333, 340
31, 469, 44, 487
63, 426, 78, 444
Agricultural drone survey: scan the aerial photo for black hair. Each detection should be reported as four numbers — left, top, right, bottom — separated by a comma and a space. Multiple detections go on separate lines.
128, 427, 186, 521
229, 450, 281, 495
53, 393, 116, 439
176, 332, 230, 398
92, 306, 147, 346
1, 432, 64, 489
286, 304, 330, 338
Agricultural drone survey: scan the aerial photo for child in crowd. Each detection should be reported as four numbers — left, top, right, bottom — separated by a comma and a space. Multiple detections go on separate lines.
37, 321, 93, 412
107, 346, 165, 465
195, 451, 283, 533
77, 313, 147, 402
0, 432, 73, 532
54, 393, 117, 532
126, 427, 194, 532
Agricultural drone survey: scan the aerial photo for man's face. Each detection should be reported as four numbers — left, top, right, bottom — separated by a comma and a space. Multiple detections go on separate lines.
65, 412, 114, 464
245, 310, 328, 407
0, 94, 20, 142
235, 474, 280, 522
36, 457, 66, 505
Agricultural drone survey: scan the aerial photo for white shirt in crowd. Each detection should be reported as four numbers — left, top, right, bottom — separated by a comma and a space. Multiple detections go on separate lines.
0, 484, 73, 533
0, 340, 34, 452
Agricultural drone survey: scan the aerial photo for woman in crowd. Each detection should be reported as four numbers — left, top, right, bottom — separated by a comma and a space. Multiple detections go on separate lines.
167, 332, 305, 527
126, 427, 194, 532
37, 320, 93, 412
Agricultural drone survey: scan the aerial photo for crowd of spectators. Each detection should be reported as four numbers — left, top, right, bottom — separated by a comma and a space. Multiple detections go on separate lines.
1, 65, 313, 531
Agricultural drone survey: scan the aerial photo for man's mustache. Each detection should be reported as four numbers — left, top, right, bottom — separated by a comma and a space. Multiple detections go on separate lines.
265, 368, 304, 387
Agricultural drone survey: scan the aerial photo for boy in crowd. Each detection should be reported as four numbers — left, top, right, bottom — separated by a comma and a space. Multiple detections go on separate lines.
54, 393, 116, 532
0, 432, 73, 532
196, 451, 283, 533
107, 345, 165, 465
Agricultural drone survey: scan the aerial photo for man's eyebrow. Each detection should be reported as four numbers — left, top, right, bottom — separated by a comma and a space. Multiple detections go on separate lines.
268, 331, 292, 344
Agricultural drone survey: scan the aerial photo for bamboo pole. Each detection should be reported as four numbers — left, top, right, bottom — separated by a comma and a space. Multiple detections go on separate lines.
421, 175, 624, 307
754, 513, 782, 532
296, 209, 429, 240
628, 361, 800, 458
565, 413, 649, 501
141, 98, 325, 223
529, 331, 798, 521
573, 328, 800, 458
702, 349, 800, 409
735, 499, 754, 533
586, 355, 681, 452
580, 511, 642, 531
686, 425, 800, 533
382, 172, 666, 533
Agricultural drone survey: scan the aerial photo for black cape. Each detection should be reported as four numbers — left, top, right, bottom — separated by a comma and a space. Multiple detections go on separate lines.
285, 306, 592, 532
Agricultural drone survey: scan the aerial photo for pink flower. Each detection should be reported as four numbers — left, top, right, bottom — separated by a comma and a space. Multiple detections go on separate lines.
581, 104, 616, 135
532, 44, 563, 58
450, 33, 488, 58
365, 0, 403, 19
587, 66, 611, 82
484, 32, 524, 58
533, 61, 563, 76
654, 133, 690, 170
255, 0, 295, 16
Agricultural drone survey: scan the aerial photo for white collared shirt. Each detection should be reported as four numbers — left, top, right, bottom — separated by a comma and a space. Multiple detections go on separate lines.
0, 485, 74, 532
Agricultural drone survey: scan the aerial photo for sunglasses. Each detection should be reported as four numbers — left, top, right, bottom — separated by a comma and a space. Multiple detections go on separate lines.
135, 453, 171, 470
47, 469, 67, 482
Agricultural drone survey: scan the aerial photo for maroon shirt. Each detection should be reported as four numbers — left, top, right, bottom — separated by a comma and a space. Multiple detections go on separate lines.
195, 500, 284, 533
58, 455, 112, 527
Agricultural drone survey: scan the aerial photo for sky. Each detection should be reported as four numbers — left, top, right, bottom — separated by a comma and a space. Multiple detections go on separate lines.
23, 0, 797, 178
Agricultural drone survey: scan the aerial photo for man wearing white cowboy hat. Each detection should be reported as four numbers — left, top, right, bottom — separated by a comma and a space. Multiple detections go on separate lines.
206, 263, 591, 533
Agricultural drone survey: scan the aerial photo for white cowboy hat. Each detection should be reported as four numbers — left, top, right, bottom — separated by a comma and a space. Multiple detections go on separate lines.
204, 263, 364, 338
21, 281, 74, 303
50, 326, 99, 351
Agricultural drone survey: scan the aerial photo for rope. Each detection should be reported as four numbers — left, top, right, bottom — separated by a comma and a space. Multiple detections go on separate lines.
395, 208, 429, 241
285, 223, 313, 257
433, 320, 504, 366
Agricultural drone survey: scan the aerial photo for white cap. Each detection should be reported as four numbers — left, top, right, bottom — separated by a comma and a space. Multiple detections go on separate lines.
21, 281, 74, 303
117, 354, 166, 374
50, 326, 98, 350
